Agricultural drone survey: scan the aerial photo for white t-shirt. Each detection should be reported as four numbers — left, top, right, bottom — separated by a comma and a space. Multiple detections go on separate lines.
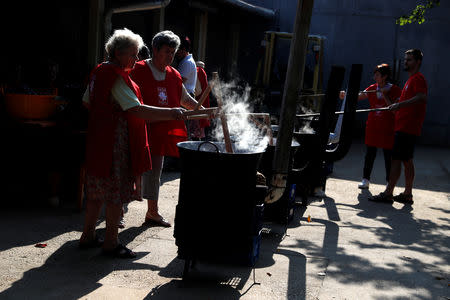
177, 54, 197, 94
82, 76, 140, 111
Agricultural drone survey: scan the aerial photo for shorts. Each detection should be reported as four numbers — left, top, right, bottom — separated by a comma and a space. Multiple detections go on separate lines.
391, 131, 416, 161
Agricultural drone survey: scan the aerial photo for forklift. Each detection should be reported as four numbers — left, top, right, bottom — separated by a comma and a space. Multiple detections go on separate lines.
252, 32, 329, 223
254, 31, 326, 117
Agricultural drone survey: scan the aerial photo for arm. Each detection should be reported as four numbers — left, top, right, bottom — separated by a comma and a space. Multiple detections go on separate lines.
358, 92, 369, 101
111, 76, 185, 121
389, 93, 427, 111
82, 85, 91, 109
180, 84, 204, 110
339, 90, 368, 100
127, 104, 185, 122
382, 88, 394, 105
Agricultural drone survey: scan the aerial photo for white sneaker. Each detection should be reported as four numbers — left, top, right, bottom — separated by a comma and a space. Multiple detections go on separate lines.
358, 179, 370, 189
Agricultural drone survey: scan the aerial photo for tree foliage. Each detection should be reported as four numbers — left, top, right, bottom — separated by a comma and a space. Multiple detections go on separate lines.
396, 0, 440, 25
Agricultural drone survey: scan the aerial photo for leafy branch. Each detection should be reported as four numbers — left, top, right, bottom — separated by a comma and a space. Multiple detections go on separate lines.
396, 0, 440, 26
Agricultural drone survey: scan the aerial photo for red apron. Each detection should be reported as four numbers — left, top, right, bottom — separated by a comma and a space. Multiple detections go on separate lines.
131, 61, 187, 157
363, 83, 402, 149
85, 62, 151, 177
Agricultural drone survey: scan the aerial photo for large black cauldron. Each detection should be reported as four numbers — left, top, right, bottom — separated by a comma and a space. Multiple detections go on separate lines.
174, 141, 267, 275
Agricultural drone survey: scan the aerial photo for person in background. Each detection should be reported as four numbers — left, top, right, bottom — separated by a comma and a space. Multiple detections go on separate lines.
79, 28, 185, 258
340, 64, 402, 189
175, 36, 197, 96
138, 45, 151, 60
370, 49, 427, 205
130, 30, 204, 227
175, 36, 201, 140
192, 60, 210, 140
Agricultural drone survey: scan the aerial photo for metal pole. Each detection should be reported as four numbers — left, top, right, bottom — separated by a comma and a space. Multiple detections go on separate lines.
273, 0, 315, 173
266, 0, 315, 203
296, 107, 390, 118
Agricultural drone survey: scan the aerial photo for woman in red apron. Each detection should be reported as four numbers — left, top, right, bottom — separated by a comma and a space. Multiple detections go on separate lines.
80, 28, 185, 258
131, 31, 204, 227
341, 64, 401, 189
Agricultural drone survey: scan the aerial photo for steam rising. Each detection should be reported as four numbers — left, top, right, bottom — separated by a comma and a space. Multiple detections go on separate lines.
212, 80, 269, 153
297, 104, 315, 134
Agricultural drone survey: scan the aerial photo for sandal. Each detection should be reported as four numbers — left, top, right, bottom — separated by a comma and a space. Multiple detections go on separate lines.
79, 236, 104, 249
393, 193, 414, 204
144, 216, 171, 227
368, 192, 393, 204
102, 244, 136, 259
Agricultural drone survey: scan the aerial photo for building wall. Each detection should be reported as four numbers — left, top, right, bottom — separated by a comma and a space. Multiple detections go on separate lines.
248, 0, 450, 146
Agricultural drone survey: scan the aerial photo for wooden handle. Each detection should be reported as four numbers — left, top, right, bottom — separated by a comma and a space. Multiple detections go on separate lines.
186, 114, 210, 120
212, 72, 233, 153
183, 107, 218, 117
194, 85, 212, 110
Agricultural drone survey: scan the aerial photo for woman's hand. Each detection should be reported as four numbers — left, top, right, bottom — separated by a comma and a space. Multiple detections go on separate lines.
171, 107, 187, 120
388, 102, 400, 111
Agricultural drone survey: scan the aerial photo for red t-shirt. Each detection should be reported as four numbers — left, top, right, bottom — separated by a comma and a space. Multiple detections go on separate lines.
395, 72, 428, 136
363, 83, 402, 149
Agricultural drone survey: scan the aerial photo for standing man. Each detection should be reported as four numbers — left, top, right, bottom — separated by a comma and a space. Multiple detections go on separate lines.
176, 36, 197, 96
370, 49, 428, 205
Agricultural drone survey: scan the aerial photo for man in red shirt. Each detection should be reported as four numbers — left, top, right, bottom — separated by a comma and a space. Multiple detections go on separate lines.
370, 49, 427, 205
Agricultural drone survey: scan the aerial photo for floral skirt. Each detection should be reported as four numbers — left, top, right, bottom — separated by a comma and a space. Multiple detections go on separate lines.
86, 115, 142, 205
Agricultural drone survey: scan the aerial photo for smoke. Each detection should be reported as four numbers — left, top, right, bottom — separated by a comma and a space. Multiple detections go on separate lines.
211, 79, 269, 153
297, 104, 315, 134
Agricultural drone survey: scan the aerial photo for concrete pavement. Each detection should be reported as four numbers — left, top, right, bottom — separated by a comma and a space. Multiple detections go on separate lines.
0, 141, 449, 299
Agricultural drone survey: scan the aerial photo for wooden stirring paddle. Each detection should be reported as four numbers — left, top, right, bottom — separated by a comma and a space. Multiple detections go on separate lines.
212, 72, 233, 153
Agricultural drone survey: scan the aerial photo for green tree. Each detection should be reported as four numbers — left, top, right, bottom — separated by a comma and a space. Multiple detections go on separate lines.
396, 0, 440, 25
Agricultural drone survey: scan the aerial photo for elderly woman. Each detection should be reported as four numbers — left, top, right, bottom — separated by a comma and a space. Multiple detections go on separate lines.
130, 31, 203, 227
79, 28, 185, 258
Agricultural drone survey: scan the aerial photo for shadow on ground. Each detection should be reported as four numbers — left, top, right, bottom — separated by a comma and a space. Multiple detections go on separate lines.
292, 191, 450, 299
330, 141, 450, 194
0, 226, 152, 300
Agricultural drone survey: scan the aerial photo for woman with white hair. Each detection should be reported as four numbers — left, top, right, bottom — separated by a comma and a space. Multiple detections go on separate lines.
131, 30, 204, 227
79, 28, 185, 258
